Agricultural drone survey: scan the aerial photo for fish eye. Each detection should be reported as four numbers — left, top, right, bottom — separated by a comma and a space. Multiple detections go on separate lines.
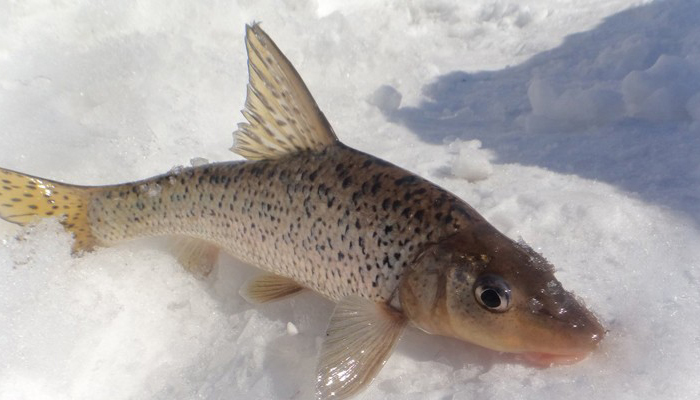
474, 275, 511, 312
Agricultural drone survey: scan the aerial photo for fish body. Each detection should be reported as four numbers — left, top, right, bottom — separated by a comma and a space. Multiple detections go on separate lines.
85, 143, 479, 303
0, 24, 604, 399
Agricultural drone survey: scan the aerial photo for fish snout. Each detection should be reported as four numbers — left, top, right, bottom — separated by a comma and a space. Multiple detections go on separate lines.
531, 290, 606, 358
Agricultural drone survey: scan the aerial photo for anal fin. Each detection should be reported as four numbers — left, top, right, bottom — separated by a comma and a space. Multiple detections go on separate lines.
240, 273, 304, 304
169, 237, 220, 278
316, 296, 407, 400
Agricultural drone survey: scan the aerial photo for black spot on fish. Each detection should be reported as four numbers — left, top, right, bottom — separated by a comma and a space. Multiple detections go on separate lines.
414, 210, 424, 222
382, 254, 393, 269
382, 198, 390, 211
370, 181, 381, 195
395, 176, 418, 186
434, 194, 447, 208
342, 176, 352, 188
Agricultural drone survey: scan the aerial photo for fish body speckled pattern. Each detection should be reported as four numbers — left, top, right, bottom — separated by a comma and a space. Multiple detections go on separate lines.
0, 24, 605, 400
88, 143, 481, 302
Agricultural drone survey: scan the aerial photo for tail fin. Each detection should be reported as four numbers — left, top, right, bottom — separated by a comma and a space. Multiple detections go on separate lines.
0, 167, 97, 252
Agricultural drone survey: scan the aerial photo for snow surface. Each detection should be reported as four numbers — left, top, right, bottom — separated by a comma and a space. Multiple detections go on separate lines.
2, 0, 700, 399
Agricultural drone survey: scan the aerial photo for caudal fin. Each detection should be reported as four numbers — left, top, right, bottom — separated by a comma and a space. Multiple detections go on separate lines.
0, 167, 97, 252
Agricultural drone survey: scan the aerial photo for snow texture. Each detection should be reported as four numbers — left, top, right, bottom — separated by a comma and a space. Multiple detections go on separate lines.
1, 0, 700, 399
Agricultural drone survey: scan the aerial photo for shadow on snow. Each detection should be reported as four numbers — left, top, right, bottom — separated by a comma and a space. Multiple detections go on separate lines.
380, 0, 700, 226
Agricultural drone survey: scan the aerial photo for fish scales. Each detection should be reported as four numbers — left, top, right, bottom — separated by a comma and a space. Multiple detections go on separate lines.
89, 143, 483, 302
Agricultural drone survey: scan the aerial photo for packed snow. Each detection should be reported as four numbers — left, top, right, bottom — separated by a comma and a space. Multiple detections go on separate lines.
1, 0, 700, 399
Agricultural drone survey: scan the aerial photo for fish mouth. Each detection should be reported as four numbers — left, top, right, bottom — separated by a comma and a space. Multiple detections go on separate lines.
520, 351, 589, 367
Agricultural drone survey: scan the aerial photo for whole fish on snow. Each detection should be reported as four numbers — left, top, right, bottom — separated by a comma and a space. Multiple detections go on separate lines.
0, 24, 604, 399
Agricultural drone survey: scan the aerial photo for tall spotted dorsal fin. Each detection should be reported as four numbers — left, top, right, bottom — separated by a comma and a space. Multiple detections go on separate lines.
231, 23, 339, 160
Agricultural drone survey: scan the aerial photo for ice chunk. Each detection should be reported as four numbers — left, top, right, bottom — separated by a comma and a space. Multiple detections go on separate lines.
169, 165, 185, 175
286, 322, 299, 336
139, 183, 162, 197
450, 140, 494, 182
189, 157, 209, 167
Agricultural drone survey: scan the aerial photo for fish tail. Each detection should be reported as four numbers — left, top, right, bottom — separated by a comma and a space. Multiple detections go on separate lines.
0, 167, 98, 252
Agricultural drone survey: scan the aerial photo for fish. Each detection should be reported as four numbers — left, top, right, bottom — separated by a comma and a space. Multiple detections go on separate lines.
0, 23, 605, 399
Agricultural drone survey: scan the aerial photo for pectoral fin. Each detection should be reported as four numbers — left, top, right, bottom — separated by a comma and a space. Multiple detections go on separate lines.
169, 237, 220, 278
316, 296, 407, 400
240, 273, 304, 304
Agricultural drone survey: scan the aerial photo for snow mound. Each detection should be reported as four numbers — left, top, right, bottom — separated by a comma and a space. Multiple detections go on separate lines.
449, 139, 494, 182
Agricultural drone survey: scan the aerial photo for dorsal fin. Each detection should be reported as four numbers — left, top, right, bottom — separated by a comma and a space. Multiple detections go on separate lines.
231, 23, 339, 160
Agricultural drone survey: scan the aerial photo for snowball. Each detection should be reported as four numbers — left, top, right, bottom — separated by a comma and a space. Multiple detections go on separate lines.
368, 85, 402, 113
450, 140, 494, 182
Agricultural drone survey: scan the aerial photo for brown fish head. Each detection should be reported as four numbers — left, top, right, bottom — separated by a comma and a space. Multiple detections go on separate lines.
399, 224, 605, 366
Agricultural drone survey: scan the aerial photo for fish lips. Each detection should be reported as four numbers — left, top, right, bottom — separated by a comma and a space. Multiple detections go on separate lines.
519, 293, 606, 364
520, 351, 591, 367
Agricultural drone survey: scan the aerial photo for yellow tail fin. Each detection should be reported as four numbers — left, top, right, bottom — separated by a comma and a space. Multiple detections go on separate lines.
0, 167, 97, 252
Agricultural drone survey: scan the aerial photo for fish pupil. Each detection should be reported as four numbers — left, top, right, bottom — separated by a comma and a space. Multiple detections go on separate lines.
480, 289, 502, 308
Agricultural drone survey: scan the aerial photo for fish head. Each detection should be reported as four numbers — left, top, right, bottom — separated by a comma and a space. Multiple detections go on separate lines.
399, 225, 605, 366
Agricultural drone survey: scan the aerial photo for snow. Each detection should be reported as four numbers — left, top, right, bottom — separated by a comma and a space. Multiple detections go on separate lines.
1, 0, 700, 399
448, 139, 494, 182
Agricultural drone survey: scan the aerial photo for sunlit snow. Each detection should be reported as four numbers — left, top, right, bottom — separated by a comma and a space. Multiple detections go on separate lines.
1, 0, 699, 399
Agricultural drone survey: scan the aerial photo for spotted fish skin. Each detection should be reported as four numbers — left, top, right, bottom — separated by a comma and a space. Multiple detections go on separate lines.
89, 142, 484, 302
